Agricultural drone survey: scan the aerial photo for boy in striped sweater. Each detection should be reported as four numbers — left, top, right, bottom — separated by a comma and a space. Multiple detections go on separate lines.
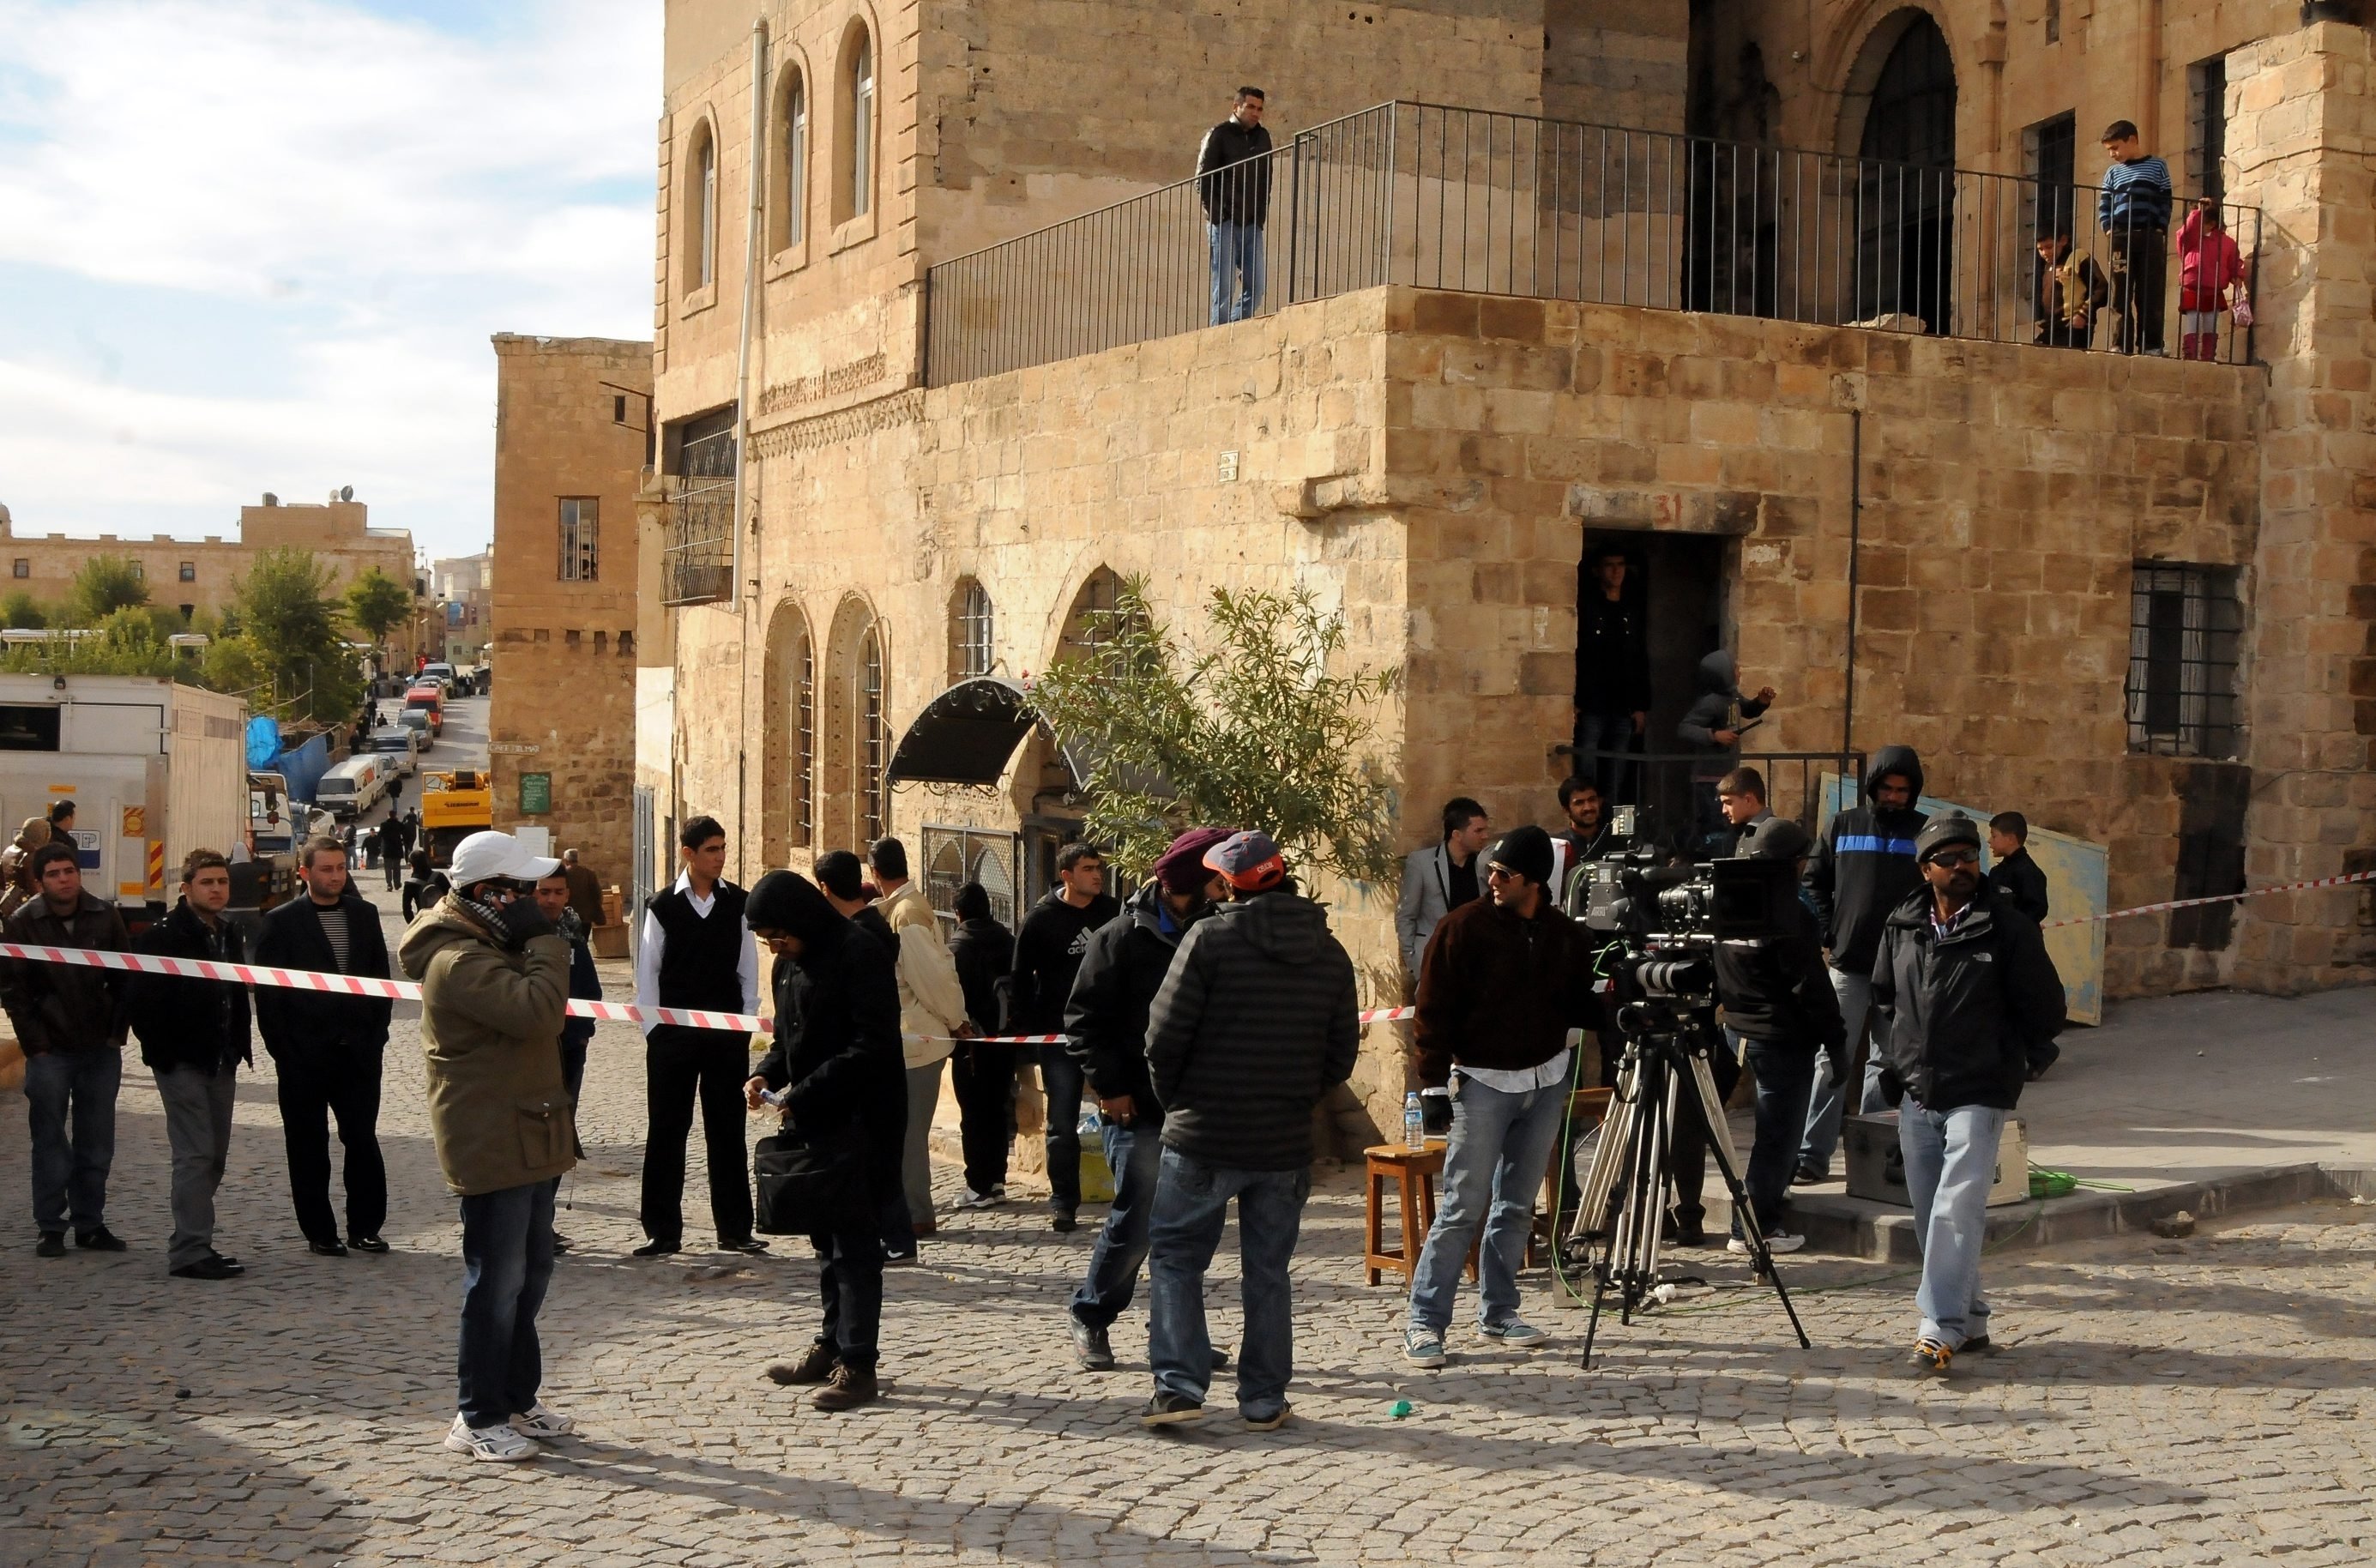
2098, 120, 2173, 355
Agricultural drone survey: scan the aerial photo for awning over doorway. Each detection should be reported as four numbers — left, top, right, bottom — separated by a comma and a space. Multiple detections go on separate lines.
884, 677, 1048, 787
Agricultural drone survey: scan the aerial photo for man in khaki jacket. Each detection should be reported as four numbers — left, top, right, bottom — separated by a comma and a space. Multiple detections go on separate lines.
867, 837, 971, 1257
400, 830, 573, 1462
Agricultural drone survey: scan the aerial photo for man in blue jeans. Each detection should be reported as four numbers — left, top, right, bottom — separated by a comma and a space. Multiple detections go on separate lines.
1141, 831, 1358, 1431
1060, 827, 1230, 1371
1871, 816, 2065, 1376
1400, 826, 1598, 1368
1197, 87, 1272, 324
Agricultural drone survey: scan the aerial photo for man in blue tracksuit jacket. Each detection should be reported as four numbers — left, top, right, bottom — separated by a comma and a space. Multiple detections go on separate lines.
1795, 745, 1927, 1181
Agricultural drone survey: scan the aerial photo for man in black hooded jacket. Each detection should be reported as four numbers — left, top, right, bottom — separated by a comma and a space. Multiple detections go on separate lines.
743, 870, 904, 1413
1797, 744, 1927, 1183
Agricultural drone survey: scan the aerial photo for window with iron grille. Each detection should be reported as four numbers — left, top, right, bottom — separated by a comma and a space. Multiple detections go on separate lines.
796, 631, 814, 844
922, 826, 1021, 930
558, 498, 599, 582
860, 628, 885, 842
2126, 564, 2242, 758
2187, 57, 2228, 202
953, 578, 993, 680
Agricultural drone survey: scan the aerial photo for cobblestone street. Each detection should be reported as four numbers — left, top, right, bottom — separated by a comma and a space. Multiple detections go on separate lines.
7, 942, 2375, 1566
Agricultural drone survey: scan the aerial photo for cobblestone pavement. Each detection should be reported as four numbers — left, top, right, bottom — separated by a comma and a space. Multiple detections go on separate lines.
7, 929, 2374, 1566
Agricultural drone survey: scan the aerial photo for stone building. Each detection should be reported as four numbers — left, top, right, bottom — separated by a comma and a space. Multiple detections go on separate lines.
638, 0, 2376, 1140
430, 553, 494, 667
486, 333, 654, 897
0, 495, 424, 667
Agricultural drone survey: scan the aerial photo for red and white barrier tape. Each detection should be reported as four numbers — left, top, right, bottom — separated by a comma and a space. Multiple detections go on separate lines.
0, 865, 2364, 1041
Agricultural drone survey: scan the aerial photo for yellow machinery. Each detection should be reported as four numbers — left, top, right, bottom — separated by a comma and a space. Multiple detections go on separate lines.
419, 768, 493, 866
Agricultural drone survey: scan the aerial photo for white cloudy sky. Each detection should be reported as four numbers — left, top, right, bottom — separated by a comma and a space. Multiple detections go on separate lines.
0, 0, 655, 563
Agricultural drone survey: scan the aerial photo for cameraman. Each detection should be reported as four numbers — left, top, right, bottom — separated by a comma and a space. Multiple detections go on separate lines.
1402, 826, 1598, 1368
1711, 819, 1842, 1256
1873, 817, 2065, 1375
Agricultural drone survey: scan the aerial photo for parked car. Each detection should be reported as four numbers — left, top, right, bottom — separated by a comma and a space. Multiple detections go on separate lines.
398, 707, 435, 752
421, 661, 457, 697
356, 724, 420, 775
316, 753, 392, 821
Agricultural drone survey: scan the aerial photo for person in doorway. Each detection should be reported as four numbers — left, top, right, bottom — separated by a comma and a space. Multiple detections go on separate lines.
868, 837, 973, 1251
1986, 811, 2052, 926
255, 837, 395, 1257
3, 841, 131, 1257
2099, 119, 2173, 355
2031, 230, 2108, 350
1395, 798, 1491, 980
631, 815, 764, 1258
1797, 745, 1929, 1184
128, 849, 251, 1279
1572, 544, 1651, 804
1401, 826, 1598, 1368
946, 883, 1017, 1209
561, 849, 606, 931
1874, 817, 2065, 1375
1061, 826, 1232, 1372
745, 869, 905, 1413
1716, 765, 1774, 858
1197, 87, 1272, 325
402, 830, 576, 1461
2175, 197, 2247, 361
1009, 842, 1118, 1233
1678, 653, 1776, 855
1141, 832, 1359, 1430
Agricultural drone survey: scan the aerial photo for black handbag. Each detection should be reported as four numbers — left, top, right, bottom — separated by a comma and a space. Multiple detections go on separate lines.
752, 1122, 867, 1236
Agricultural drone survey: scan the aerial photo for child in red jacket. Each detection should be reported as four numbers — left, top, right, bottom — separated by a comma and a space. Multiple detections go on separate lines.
2176, 198, 2248, 360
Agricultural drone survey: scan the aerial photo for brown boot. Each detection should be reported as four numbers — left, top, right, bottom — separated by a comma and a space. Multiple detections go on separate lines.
810, 1364, 879, 1411
765, 1342, 839, 1386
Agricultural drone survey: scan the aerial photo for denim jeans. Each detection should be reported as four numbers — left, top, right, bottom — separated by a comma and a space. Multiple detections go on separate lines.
1798, 967, 1891, 1173
456, 1178, 558, 1429
154, 1064, 237, 1268
1407, 1073, 1568, 1336
1571, 711, 1637, 805
1071, 1113, 1167, 1330
25, 1047, 120, 1234
1147, 1148, 1308, 1419
814, 1225, 884, 1372
1897, 1099, 2005, 1349
1039, 1044, 1084, 1213
1207, 220, 1266, 324
1735, 1037, 1817, 1236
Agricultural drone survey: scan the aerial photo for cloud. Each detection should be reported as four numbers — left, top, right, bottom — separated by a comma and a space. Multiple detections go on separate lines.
0, 0, 656, 558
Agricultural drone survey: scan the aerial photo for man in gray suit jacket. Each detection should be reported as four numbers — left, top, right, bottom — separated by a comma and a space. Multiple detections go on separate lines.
1394, 798, 1492, 979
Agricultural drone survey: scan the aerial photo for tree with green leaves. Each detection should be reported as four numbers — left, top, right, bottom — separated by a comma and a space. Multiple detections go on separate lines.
0, 591, 47, 630
344, 567, 413, 649
68, 555, 148, 624
1026, 578, 1401, 889
232, 548, 364, 722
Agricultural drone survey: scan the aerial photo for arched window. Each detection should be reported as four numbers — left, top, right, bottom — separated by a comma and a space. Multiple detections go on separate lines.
684, 120, 718, 292
950, 577, 993, 681
763, 602, 813, 862
835, 22, 876, 224
770, 66, 808, 252
859, 626, 886, 842
1059, 566, 1126, 660
1847, 11, 1957, 329
797, 632, 814, 842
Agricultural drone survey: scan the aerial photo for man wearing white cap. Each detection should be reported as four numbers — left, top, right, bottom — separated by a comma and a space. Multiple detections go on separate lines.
398, 830, 575, 1462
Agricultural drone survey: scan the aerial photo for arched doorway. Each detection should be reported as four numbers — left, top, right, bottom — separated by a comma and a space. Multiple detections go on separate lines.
1847, 11, 1957, 329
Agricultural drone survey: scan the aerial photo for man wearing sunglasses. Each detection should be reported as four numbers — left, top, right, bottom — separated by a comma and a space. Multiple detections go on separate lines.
1871, 816, 2065, 1378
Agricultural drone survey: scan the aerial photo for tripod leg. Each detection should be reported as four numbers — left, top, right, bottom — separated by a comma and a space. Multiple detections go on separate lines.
1582, 1266, 1610, 1369
1684, 1052, 1812, 1349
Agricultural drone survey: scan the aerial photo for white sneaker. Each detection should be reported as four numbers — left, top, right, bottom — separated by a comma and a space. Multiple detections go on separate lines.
956, 1187, 1000, 1210
510, 1402, 576, 1438
444, 1414, 538, 1462
1728, 1232, 1806, 1256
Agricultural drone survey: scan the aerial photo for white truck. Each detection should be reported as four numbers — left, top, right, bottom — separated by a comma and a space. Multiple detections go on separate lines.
0, 674, 250, 916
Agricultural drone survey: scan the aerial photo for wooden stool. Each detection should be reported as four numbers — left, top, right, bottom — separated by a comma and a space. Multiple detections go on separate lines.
1363, 1141, 1476, 1287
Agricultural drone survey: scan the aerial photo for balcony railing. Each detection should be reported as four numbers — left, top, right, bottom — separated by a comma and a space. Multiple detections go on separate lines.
660, 475, 733, 607
924, 100, 2258, 387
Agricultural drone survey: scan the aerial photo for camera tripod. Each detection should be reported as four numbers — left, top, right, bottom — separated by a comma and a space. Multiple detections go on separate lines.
1567, 997, 1811, 1368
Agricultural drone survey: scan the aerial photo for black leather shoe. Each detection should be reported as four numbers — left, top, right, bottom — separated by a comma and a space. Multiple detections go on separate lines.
630, 1239, 679, 1258
347, 1234, 389, 1254
75, 1227, 128, 1251
1068, 1316, 1116, 1372
308, 1239, 349, 1257
1050, 1209, 1078, 1233
35, 1231, 65, 1257
716, 1236, 769, 1255
171, 1255, 244, 1281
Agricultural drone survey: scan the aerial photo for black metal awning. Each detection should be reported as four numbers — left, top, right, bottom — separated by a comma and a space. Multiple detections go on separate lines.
884, 677, 1046, 787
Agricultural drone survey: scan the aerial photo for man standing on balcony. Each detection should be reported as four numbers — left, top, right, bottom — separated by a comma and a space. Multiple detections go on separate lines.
1197, 87, 1272, 326
2098, 120, 2172, 356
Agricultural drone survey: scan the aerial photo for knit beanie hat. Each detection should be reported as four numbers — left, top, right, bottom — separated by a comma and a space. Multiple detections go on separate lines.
1154, 826, 1234, 894
1487, 824, 1555, 887
1914, 815, 1983, 862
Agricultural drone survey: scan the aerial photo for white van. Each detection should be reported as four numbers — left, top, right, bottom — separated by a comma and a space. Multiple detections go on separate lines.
316, 753, 389, 820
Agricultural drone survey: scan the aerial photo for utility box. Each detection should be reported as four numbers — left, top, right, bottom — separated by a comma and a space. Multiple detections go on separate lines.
1843, 1112, 2029, 1209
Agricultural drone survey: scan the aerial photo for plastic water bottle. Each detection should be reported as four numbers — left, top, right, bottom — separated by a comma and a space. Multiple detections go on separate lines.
1404, 1092, 1426, 1151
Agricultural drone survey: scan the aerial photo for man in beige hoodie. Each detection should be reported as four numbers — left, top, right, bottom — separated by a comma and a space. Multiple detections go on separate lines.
868, 838, 973, 1258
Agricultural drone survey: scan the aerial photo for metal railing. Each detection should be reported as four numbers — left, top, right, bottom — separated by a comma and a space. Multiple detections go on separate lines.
660, 475, 733, 607
1557, 746, 1865, 860
926, 100, 2258, 386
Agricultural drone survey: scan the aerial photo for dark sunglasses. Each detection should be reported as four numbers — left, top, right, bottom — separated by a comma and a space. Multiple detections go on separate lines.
1925, 848, 1981, 869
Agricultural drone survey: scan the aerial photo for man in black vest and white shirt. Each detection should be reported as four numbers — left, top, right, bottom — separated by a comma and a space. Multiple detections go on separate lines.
633, 816, 764, 1257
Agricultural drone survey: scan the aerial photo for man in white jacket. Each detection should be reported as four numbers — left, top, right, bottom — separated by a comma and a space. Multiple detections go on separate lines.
868, 839, 973, 1258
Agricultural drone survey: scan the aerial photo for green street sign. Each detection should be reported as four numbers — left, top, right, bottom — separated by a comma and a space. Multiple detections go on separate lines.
519, 772, 552, 814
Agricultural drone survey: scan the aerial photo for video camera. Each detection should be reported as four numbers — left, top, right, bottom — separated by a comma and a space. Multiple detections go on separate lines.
1573, 805, 1796, 951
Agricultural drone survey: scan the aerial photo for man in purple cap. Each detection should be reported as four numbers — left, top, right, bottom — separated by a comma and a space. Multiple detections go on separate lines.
1060, 826, 1233, 1372
1140, 829, 1360, 1431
